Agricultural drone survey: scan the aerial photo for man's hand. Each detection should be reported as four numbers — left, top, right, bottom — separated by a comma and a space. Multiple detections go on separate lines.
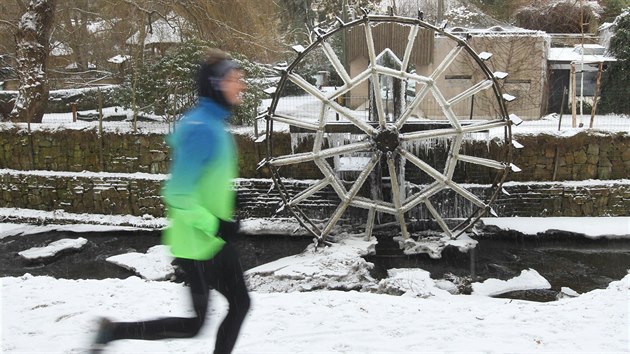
217, 219, 240, 241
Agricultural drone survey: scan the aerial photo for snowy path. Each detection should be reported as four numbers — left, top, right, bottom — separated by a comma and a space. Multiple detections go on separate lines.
2, 273, 629, 353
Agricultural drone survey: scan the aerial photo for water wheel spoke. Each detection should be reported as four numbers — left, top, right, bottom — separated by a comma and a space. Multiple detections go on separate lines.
431, 45, 464, 81
288, 72, 377, 135
271, 114, 320, 131
424, 199, 453, 237
457, 154, 508, 170
431, 86, 462, 130
268, 141, 372, 167
364, 20, 378, 68
321, 41, 351, 84
286, 177, 332, 208
326, 68, 371, 101
320, 202, 351, 240
402, 181, 443, 213
460, 119, 509, 133
398, 148, 447, 184
375, 65, 432, 84
401, 120, 509, 142
447, 181, 487, 209
447, 80, 494, 107
313, 105, 327, 153
351, 196, 397, 214
370, 71, 387, 128
386, 156, 410, 239
444, 135, 464, 180
395, 83, 431, 130
364, 207, 376, 240
320, 153, 380, 240
314, 158, 348, 197
364, 21, 390, 128
400, 126, 458, 141
401, 25, 419, 72
349, 153, 382, 198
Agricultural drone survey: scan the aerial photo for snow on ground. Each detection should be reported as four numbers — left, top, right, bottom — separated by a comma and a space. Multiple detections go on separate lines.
1, 248, 629, 353
1, 220, 629, 352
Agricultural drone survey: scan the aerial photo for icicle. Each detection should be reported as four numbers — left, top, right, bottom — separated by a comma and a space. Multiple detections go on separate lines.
401, 137, 450, 157
290, 132, 313, 154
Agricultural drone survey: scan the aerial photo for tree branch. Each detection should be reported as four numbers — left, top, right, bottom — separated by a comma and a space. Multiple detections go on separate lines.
0, 19, 18, 30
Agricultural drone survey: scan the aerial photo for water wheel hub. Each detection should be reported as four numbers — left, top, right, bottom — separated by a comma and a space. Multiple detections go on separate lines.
374, 124, 400, 153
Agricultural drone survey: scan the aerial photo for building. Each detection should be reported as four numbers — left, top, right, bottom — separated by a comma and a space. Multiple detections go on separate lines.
344, 23, 550, 120
547, 44, 616, 113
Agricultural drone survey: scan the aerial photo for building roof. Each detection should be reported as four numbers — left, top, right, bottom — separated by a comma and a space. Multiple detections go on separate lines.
548, 44, 616, 64
126, 18, 184, 46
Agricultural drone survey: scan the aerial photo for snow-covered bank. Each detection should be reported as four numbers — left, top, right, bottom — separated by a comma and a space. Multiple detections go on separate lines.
2, 271, 628, 353
0, 208, 312, 238
1, 222, 629, 352
2, 206, 629, 239
0, 208, 167, 233
481, 216, 630, 238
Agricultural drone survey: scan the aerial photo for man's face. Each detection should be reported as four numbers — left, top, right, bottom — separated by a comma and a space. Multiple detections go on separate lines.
221, 69, 247, 106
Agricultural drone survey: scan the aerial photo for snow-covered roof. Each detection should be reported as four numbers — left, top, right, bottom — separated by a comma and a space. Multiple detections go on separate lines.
64, 62, 97, 70
126, 18, 184, 46
107, 55, 131, 64
86, 19, 116, 35
50, 41, 73, 57
548, 44, 616, 64
447, 26, 544, 36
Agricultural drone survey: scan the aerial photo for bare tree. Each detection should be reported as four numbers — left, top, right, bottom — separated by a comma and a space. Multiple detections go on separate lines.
10, 0, 56, 123
515, 0, 603, 33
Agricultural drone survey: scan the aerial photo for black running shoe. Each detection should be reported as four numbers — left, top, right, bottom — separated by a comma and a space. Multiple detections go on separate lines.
90, 318, 114, 353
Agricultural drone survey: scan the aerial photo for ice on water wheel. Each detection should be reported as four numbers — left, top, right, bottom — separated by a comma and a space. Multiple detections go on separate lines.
258, 12, 522, 254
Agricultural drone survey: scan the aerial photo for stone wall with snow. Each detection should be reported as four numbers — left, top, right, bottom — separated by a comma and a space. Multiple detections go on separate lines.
0, 86, 119, 114
1, 128, 628, 182
0, 128, 629, 221
1, 172, 627, 220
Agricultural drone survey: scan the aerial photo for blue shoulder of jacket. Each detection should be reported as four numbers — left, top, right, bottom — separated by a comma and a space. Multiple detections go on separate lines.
166, 100, 228, 195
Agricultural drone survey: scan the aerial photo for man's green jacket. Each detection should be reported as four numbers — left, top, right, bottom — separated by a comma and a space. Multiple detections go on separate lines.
162, 97, 237, 260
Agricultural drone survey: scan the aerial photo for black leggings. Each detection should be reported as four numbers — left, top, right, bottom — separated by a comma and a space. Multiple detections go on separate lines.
108, 244, 251, 354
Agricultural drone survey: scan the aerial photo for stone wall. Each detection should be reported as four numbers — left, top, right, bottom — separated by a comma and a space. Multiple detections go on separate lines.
511, 133, 630, 181
1, 127, 629, 221
1, 128, 629, 182
0, 171, 165, 217
1, 170, 628, 218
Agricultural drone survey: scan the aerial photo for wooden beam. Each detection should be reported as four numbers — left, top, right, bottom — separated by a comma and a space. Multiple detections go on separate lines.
589, 62, 603, 129
571, 63, 577, 128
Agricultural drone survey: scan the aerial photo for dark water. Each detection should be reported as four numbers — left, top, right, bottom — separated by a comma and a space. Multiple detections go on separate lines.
366, 231, 630, 299
2, 229, 629, 301
0, 230, 311, 279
